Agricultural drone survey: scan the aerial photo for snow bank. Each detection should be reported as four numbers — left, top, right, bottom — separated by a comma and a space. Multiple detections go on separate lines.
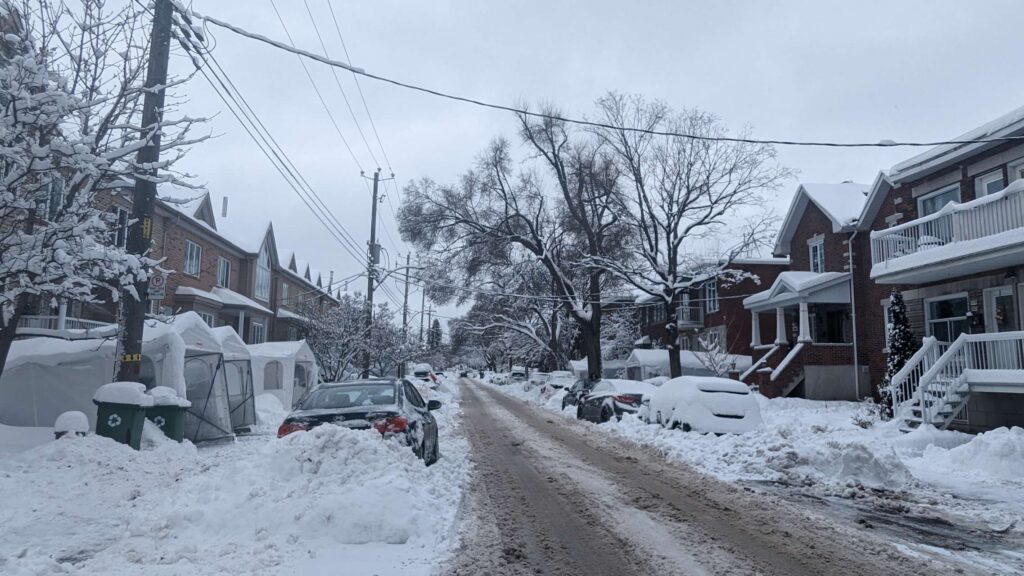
0, 381, 470, 576
54, 411, 89, 434
254, 392, 288, 433
919, 426, 1024, 482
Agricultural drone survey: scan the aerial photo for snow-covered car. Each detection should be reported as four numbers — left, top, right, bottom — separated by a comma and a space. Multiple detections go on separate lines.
576, 379, 656, 423
542, 371, 575, 393
277, 379, 442, 465
491, 373, 509, 385
640, 376, 762, 434
527, 372, 551, 389
561, 378, 594, 410
411, 363, 438, 387
509, 367, 527, 383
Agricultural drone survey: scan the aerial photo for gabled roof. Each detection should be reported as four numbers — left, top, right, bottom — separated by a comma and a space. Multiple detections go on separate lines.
773, 182, 870, 256
743, 271, 851, 311
889, 105, 1024, 184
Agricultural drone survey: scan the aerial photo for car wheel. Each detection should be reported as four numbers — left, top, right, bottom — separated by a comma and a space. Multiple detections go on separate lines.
600, 405, 613, 423
576, 404, 584, 420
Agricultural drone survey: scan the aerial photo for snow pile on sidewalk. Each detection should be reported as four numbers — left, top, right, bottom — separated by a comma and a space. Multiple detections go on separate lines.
0, 385, 470, 576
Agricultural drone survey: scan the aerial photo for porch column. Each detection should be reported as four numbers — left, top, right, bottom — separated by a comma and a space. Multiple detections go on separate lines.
238, 310, 246, 341
751, 310, 762, 347
798, 301, 812, 343
774, 307, 787, 345
56, 300, 67, 331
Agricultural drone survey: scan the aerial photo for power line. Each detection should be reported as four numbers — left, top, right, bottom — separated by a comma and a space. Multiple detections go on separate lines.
184, 6, 1024, 150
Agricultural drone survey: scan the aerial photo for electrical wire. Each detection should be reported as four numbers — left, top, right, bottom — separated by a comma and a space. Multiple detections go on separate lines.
184, 6, 1024, 149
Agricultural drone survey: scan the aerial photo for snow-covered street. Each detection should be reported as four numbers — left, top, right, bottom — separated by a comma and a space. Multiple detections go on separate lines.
0, 384, 470, 576
487, 378, 1024, 574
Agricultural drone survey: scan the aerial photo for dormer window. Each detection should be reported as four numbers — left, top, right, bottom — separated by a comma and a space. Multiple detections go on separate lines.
809, 237, 825, 273
255, 242, 271, 301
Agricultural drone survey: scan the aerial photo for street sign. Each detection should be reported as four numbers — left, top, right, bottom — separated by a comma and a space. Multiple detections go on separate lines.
148, 272, 167, 300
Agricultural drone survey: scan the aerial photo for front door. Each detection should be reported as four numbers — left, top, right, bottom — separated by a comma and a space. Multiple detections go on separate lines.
984, 286, 1018, 333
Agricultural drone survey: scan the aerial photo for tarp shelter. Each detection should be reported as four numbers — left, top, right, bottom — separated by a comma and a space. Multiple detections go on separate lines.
211, 326, 256, 432
624, 348, 752, 381
0, 312, 234, 443
248, 340, 318, 409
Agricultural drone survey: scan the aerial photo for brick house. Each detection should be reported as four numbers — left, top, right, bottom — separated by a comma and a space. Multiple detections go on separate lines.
744, 106, 1024, 432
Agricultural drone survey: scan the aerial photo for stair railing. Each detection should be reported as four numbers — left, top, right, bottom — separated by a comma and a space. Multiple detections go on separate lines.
889, 336, 942, 416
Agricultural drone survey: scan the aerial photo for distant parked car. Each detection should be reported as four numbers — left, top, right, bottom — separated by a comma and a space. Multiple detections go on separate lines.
527, 372, 551, 389
542, 371, 575, 393
640, 376, 762, 434
411, 363, 438, 387
561, 378, 596, 410
576, 379, 656, 423
492, 373, 509, 385
509, 366, 527, 383
277, 379, 442, 464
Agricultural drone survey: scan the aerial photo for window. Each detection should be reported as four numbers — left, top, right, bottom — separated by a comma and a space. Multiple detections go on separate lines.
882, 300, 893, 349
250, 321, 266, 344
1009, 158, 1024, 183
975, 170, 1004, 198
217, 257, 231, 287
404, 382, 426, 408
924, 294, 969, 342
184, 240, 202, 277
111, 207, 129, 248
197, 311, 215, 326
255, 242, 271, 301
917, 184, 960, 218
281, 282, 289, 305
808, 238, 825, 273
705, 283, 719, 314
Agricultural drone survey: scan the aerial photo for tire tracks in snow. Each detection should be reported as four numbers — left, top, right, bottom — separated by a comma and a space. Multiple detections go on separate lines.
446, 380, 982, 575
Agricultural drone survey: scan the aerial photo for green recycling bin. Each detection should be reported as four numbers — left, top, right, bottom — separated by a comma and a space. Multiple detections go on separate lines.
92, 382, 154, 450
145, 387, 192, 442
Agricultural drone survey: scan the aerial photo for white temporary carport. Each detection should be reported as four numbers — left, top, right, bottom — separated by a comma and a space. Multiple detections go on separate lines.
0, 312, 234, 442
624, 348, 752, 381
248, 340, 318, 409
211, 326, 256, 432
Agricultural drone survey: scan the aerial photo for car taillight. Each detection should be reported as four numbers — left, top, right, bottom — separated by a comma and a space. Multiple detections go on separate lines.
277, 420, 308, 438
612, 395, 639, 405
372, 416, 409, 434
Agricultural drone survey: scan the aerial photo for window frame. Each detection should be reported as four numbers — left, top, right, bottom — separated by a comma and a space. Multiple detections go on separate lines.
250, 321, 266, 344
1008, 157, 1024, 183
184, 239, 202, 277
197, 311, 215, 326
808, 237, 825, 273
112, 207, 129, 248
216, 257, 231, 288
916, 183, 961, 218
255, 242, 272, 302
881, 299, 892, 351
975, 170, 1005, 198
705, 282, 720, 314
923, 292, 969, 341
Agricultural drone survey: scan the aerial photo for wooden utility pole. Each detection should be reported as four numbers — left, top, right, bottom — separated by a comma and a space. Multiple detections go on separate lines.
418, 285, 426, 343
360, 170, 381, 378
399, 253, 411, 377
117, 0, 173, 381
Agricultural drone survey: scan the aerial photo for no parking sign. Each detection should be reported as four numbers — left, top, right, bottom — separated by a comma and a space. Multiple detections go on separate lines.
148, 272, 167, 300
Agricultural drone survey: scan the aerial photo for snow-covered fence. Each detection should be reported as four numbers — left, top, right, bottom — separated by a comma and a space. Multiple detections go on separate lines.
17, 316, 110, 331
870, 180, 1024, 267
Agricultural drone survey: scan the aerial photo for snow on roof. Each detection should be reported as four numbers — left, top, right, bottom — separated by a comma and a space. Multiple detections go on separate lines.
215, 214, 270, 254
728, 257, 790, 266
175, 286, 273, 315
142, 312, 222, 355
890, 105, 1024, 183
210, 326, 251, 361
773, 182, 869, 256
247, 340, 315, 362
276, 308, 309, 323
625, 349, 752, 371
743, 271, 850, 308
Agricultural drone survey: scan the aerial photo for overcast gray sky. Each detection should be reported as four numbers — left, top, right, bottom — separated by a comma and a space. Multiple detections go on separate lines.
172, 0, 1024, 322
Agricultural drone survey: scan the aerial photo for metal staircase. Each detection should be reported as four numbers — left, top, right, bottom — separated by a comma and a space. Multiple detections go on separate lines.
890, 332, 1024, 431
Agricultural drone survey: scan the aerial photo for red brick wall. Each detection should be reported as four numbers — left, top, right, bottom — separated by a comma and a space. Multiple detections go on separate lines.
704, 263, 787, 356
789, 202, 850, 273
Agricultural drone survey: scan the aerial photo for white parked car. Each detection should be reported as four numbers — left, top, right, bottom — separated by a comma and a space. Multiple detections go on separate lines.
641, 376, 762, 434
509, 367, 527, 383
491, 373, 509, 385
527, 372, 551, 389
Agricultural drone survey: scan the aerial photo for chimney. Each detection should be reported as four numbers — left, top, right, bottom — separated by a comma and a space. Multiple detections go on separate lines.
329, 270, 334, 288
221, 196, 228, 218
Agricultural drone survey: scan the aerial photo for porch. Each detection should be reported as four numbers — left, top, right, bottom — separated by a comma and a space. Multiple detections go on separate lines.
742, 272, 863, 399
870, 179, 1024, 284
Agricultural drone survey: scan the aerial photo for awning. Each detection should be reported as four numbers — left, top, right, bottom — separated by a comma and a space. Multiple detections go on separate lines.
743, 271, 851, 312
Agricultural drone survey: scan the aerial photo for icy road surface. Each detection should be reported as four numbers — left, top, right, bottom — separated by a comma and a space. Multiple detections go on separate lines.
445, 380, 992, 576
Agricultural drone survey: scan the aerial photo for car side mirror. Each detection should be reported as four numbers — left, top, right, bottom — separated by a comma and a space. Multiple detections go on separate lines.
427, 400, 442, 411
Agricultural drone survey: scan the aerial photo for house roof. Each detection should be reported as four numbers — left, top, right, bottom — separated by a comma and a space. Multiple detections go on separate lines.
743, 271, 851, 311
773, 182, 870, 256
889, 104, 1024, 184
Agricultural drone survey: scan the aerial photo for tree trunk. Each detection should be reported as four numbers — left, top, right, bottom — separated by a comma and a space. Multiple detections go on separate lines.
583, 272, 604, 381
666, 299, 682, 378
0, 297, 29, 383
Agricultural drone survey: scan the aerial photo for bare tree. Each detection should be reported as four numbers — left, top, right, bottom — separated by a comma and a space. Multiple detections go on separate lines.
294, 293, 366, 382
591, 92, 791, 378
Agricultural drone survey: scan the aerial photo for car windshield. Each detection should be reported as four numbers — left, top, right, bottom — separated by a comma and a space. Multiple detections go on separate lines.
300, 383, 396, 410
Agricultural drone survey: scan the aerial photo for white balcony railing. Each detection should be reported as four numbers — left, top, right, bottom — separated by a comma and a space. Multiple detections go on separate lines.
17, 315, 111, 331
871, 180, 1024, 268
676, 304, 704, 327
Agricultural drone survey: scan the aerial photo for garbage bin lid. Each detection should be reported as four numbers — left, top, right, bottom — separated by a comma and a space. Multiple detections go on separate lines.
148, 385, 192, 408
93, 382, 155, 407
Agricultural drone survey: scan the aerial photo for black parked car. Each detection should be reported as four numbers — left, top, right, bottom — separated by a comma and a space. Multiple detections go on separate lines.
575, 379, 657, 423
278, 379, 442, 465
561, 378, 597, 411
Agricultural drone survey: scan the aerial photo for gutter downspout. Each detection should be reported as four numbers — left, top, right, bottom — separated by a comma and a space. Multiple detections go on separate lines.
848, 230, 861, 399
